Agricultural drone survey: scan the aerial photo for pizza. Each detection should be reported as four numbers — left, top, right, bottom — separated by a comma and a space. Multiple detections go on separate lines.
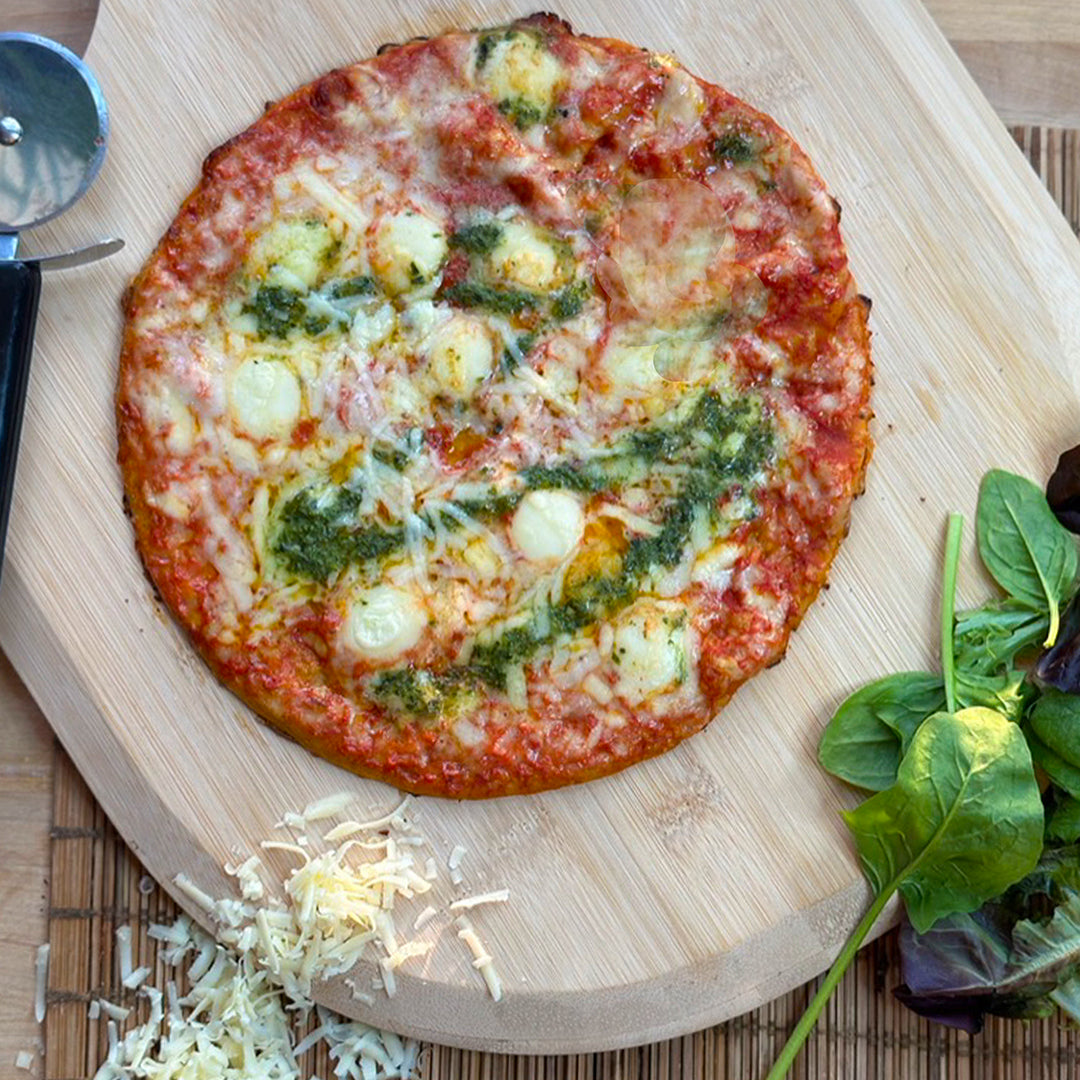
117, 14, 873, 798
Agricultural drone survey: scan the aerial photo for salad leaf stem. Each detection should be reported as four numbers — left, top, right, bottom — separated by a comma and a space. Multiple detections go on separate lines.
942, 513, 964, 714
765, 887, 893, 1080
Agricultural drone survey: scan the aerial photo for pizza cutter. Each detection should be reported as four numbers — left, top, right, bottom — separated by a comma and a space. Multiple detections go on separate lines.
0, 32, 123, 583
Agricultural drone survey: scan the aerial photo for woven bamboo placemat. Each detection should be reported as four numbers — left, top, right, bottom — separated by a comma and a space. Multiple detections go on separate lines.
42, 126, 1080, 1080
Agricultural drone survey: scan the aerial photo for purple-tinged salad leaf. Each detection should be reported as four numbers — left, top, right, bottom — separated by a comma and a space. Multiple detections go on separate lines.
1034, 592, 1080, 694
896, 847, 1080, 1033
1047, 444, 1080, 534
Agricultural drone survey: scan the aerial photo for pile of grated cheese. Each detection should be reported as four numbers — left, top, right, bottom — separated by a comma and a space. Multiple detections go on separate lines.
90, 793, 507, 1079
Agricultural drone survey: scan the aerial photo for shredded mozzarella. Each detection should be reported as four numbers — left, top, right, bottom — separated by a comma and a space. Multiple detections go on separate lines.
449, 889, 510, 910
34, 943, 49, 1023
455, 917, 503, 1002
89, 796, 507, 1078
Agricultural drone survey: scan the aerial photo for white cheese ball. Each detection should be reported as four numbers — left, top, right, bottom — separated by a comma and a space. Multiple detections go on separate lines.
510, 490, 584, 564
341, 585, 427, 661
370, 209, 447, 295
602, 340, 664, 394
655, 67, 706, 130
228, 357, 302, 440
349, 302, 396, 350
490, 221, 561, 291
612, 602, 689, 705
248, 218, 335, 289
426, 315, 495, 398
481, 31, 564, 119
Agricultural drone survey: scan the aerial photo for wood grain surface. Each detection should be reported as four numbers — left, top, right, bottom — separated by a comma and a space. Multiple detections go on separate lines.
4, 0, 1080, 1058
0, 657, 53, 1078
924, 0, 1080, 127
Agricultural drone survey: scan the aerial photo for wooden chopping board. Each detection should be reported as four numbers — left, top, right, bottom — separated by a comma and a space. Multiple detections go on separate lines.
4, 0, 1080, 1054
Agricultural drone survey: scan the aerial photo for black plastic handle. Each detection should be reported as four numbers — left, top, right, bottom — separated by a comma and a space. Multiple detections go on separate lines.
0, 259, 42, 586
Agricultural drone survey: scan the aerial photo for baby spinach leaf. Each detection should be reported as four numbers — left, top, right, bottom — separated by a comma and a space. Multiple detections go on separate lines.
976, 470, 1078, 646
766, 708, 1043, 1079
954, 668, 1031, 724
1028, 689, 1080, 769
818, 673, 945, 792
955, 599, 1050, 675
1023, 725, 1080, 800
1047, 794, 1080, 844
844, 708, 1043, 933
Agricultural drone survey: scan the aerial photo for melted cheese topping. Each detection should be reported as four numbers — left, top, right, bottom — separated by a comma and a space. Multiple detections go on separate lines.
119, 16, 870, 794
479, 30, 565, 120
510, 490, 584, 563
229, 357, 302, 439
371, 210, 448, 295
341, 584, 427, 660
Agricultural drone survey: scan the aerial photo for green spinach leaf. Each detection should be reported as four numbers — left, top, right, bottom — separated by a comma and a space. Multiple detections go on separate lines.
1047, 794, 1080, 844
1023, 725, 1080, 800
844, 707, 1043, 934
976, 470, 1078, 646
954, 668, 1031, 724
818, 673, 945, 792
1028, 689, 1080, 769
955, 599, 1050, 675
766, 708, 1043, 1078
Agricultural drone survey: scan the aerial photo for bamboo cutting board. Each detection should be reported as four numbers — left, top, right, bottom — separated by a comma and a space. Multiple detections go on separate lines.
5, 0, 1080, 1054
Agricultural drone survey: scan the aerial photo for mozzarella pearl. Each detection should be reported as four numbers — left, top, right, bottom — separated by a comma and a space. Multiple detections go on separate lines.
480, 32, 564, 117
341, 585, 427, 661
510, 490, 584, 564
228, 358, 301, 440
490, 221, 560, 291
248, 218, 335, 288
370, 210, 447, 294
426, 315, 495, 398
612, 603, 688, 704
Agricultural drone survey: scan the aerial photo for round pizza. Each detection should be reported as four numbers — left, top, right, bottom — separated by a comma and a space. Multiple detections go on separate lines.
117, 15, 873, 798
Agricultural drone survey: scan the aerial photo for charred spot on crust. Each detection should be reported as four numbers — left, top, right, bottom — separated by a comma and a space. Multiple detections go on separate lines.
309, 69, 354, 116
829, 195, 842, 219
858, 293, 873, 312
516, 12, 574, 34
377, 34, 430, 55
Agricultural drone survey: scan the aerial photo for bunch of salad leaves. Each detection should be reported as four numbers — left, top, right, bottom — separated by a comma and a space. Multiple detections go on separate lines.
767, 457, 1080, 1078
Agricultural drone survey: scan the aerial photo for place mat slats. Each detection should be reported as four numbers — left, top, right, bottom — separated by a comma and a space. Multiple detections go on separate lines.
43, 124, 1080, 1079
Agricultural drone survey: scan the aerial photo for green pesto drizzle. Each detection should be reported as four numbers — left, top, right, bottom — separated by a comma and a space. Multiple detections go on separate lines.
497, 96, 546, 130
242, 284, 348, 340
440, 280, 542, 316
449, 222, 504, 255
364, 393, 775, 717
710, 130, 756, 165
